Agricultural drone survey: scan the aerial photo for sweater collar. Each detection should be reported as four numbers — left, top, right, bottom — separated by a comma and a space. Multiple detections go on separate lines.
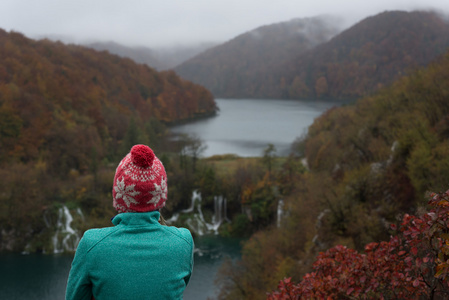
112, 211, 161, 226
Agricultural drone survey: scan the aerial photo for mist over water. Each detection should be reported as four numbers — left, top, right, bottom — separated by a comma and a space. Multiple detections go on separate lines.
171, 98, 336, 157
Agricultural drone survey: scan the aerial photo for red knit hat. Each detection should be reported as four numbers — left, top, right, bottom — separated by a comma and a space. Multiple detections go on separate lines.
113, 145, 167, 213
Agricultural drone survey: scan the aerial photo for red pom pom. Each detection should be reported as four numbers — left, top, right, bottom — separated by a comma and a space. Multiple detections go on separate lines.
130, 145, 155, 168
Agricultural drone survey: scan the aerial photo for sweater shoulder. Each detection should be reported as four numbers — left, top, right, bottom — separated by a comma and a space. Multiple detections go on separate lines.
79, 226, 119, 253
164, 226, 193, 247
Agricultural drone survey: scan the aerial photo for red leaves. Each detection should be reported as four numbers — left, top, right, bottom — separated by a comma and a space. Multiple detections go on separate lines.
413, 278, 420, 287
266, 277, 299, 300
268, 189, 449, 299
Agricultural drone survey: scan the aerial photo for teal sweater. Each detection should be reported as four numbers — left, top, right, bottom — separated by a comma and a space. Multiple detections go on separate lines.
65, 211, 194, 300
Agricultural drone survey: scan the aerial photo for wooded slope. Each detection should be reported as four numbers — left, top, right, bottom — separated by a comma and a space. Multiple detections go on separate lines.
175, 16, 341, 98
176, 11, 449, 101
0, 29, 217, 168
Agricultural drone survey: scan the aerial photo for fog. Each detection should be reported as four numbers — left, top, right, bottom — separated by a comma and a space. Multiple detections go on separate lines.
1, 0, 449, 48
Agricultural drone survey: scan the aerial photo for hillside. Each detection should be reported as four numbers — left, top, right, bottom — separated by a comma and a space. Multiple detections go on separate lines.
279, 10, 449, 100
0, 29, 217, 167
175, 16, 342, 98
176, 11, 449, 101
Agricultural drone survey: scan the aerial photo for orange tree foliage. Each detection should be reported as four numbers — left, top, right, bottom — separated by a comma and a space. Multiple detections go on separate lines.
0, 29, 216, 167
268, 190, 449, 299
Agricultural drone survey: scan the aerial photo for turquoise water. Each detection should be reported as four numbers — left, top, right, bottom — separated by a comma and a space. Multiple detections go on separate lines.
0, 236, 242, 300
0, 253, 73, 300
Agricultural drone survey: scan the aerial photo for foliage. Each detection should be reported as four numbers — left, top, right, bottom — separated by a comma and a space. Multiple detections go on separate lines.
267, 190, 449, 299
0, 29, 217, 168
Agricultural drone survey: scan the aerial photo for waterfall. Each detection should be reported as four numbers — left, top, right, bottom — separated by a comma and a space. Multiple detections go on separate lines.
76, 207, 85, 222
210, 196, 228, 232
182, 190, 200, 213
168, 190, 229, 236
213, 196, 223, 226
277, 199, 284, 228
52, 205, 81, 253
165, 213, 179, 223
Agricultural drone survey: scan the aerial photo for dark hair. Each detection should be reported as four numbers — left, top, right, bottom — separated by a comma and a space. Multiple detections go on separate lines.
159, 211, 167, 226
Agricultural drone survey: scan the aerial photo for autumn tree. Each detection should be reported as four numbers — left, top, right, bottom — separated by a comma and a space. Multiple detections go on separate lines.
268, 190, 449, 299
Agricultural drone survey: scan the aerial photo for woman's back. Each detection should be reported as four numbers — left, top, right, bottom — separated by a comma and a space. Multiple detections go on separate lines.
66, 211, 193, 300
66, 145, 194, 300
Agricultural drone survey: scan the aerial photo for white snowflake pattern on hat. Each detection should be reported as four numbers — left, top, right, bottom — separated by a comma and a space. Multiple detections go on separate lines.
148, 177, 167, 205
114, 176, 140, 207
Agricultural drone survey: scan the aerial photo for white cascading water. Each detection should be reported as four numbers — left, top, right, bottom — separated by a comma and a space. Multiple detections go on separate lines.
183, 190, 200, 213
76, 207, 85, 222
209, 195, 228, 232
166, 190, 201, 224
277, 199, 284, 228
167, 190, 229, 235
52, 205, 81, 253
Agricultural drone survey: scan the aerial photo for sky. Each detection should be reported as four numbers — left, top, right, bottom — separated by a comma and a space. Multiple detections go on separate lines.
1, 0, 449, 49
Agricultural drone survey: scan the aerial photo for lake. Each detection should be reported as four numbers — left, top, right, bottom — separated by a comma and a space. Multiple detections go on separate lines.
171, 98, 336, 157
0, 98, 335, 299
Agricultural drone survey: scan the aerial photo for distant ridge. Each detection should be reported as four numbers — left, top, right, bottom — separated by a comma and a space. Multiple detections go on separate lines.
87, 41, 218, 70
87, 41, 162, 69
278, 10, 449, 100
175, 16, 342, 98
176, 11, 449, 100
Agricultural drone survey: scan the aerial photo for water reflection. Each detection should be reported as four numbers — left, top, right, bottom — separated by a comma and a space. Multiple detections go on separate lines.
171, 98, 336, 157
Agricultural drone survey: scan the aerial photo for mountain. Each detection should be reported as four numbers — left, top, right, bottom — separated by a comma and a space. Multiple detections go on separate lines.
87, 41, 218, 70
176, 11, 449, 100
174, 16, 342, 98
278, 10, 449, 100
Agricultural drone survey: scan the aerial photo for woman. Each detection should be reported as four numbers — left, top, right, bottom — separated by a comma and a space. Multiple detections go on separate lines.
66, 144, 194, 300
